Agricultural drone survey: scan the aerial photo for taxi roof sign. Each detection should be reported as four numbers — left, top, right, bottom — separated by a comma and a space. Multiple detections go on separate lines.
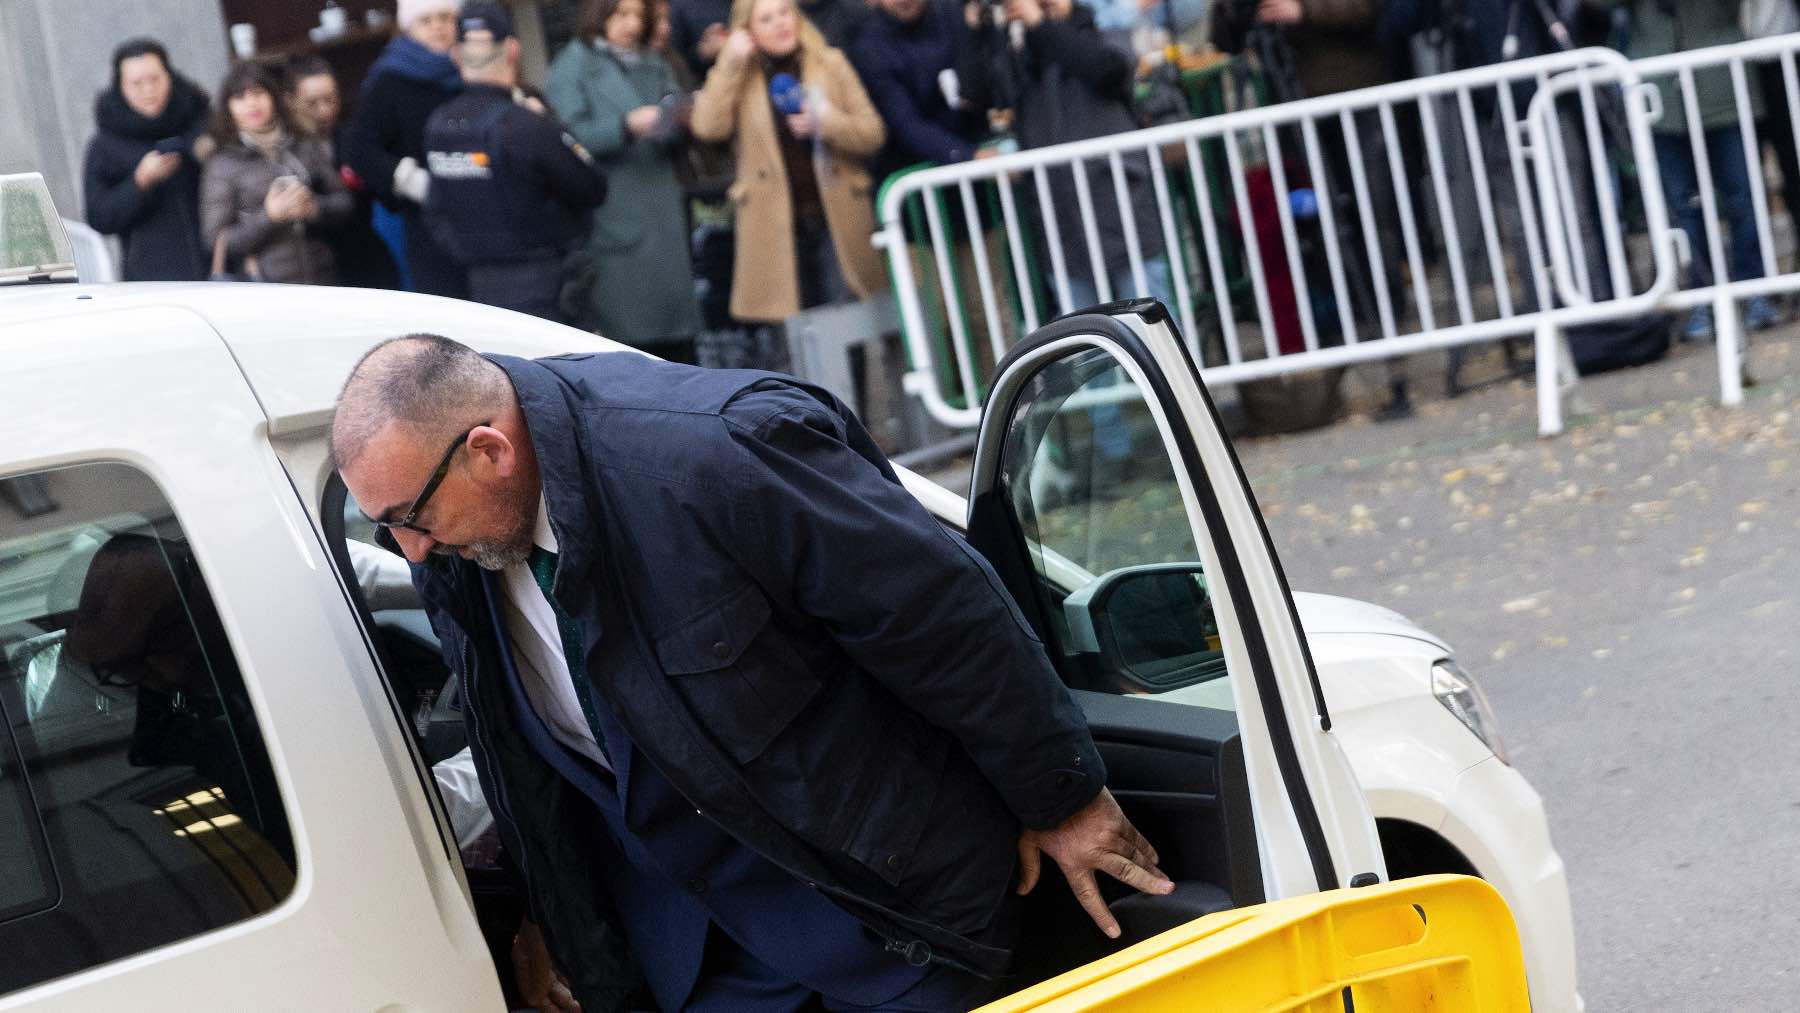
0, 173, 77, 284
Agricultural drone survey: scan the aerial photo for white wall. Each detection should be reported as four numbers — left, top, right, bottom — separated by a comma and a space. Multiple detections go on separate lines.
0, 0, 229, 217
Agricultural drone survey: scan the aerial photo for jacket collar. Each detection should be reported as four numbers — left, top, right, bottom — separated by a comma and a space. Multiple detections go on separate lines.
486, 353, 602, 612
93, 73, 210, 143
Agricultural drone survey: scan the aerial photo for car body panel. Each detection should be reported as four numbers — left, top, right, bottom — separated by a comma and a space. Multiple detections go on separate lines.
2, 296, 505, 1011
0, 283, 1576, 1009
1442, 758, 1581, 1012
1291, 592, 1452, 653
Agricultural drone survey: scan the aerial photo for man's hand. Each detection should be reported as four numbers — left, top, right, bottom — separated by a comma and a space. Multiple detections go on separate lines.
1257, 0, 1302, 24
512, 918, 581, 1013
1016, 788, 1173, 939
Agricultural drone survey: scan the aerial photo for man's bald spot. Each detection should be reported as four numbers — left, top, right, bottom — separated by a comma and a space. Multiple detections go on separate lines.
330, 333, 511, 473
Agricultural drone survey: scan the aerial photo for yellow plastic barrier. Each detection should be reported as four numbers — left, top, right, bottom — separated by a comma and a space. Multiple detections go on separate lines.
978, 875, 1530, 1013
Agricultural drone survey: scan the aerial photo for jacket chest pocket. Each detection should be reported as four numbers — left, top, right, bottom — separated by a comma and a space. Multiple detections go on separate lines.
653, 583, 820, 764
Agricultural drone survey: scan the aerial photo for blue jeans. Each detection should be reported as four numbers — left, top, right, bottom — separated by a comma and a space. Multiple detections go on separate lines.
1063, 255, 1176, 316
1654, 129, 1765, 290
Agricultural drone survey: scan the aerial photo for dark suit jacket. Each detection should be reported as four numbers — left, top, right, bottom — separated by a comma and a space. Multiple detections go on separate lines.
412, 353, 1106, 1000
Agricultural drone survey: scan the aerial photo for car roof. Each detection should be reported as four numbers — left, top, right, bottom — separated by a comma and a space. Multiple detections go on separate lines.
2, 284, 1434, 646
1, 282, 622, 434
1, 281, 967, 518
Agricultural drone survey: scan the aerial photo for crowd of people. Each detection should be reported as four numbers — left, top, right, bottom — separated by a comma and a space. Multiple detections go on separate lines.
77, 0, 1800, 388
78, 0, 1207, 371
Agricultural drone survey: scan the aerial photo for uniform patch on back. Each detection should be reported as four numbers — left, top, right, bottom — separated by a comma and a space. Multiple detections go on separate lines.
427, 150, 493, 179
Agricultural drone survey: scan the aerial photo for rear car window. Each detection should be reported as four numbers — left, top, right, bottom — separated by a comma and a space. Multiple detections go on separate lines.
0, 462, 295, 995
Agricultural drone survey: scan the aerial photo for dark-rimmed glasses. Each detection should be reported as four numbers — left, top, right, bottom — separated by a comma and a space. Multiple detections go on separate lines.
368, 424, 483, 535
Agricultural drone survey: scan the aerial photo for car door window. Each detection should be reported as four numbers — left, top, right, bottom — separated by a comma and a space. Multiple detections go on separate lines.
335, 490, 467, 763
322, 478, 502, 871
0, 461, 296, 996
996, 349, 1230, 709
968, 308, 1377, 919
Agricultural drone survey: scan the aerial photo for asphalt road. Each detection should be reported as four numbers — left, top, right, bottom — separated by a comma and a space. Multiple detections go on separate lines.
1235, 331, 1800, 1010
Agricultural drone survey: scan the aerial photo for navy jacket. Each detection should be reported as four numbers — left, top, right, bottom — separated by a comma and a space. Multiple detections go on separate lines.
423, 84, 607, 266
412, 354, 1106, 1003
851, 2, 987, 181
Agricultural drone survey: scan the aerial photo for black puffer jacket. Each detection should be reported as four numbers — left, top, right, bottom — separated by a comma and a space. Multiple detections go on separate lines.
81, 75, 211, 281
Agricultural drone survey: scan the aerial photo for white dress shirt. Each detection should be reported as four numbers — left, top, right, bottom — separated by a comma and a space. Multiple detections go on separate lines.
498, 496, 609, 770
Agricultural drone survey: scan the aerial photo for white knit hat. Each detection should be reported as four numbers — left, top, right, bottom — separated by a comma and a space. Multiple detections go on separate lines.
397, 0, 461, 28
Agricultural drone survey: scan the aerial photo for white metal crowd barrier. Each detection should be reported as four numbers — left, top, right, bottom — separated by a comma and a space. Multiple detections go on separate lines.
876, 47, 1677, 434
1531, 33, 1800, 424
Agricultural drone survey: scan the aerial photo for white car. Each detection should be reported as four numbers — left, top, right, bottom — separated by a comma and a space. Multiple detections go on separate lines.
0, 206, 1576, 1008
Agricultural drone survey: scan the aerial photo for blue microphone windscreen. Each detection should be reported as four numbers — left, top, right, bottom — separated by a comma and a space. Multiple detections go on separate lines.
769, 73, 804, 114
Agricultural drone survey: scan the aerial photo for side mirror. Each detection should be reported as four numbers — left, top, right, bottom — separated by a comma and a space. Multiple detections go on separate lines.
1063, 563, 1225, 693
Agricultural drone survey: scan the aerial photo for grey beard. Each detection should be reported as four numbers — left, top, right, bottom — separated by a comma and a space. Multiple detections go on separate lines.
468, 538, 531, 572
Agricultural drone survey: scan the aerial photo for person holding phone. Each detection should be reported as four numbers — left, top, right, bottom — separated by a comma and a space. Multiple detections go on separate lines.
82, 38, 213, 281
283, 56, 404, 290
690, 0, 887, 333
200, 62, 352, 285
547, 0, 702, 359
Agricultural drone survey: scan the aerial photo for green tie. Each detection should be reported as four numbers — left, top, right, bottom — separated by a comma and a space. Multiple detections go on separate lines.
526, 546, 609, 759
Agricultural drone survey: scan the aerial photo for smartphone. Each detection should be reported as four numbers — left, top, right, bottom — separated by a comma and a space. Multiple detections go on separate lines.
152, 136, 186, 155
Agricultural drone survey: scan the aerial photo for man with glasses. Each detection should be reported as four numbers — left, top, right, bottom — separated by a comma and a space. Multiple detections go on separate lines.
330, 333, 1170, 1012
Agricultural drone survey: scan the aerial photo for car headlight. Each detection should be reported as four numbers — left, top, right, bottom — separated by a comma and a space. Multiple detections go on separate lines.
1432, 659, 1509, 764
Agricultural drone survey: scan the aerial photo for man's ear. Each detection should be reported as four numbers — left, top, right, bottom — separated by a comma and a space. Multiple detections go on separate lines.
505, 36, 522, 67
450, 43, 466, 69
467, 425, 517, 479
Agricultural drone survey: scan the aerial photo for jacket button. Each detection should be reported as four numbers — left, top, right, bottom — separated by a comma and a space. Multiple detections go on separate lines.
885, 853, 900, 872
712, 641, 731, 659
687, 877, 707, 895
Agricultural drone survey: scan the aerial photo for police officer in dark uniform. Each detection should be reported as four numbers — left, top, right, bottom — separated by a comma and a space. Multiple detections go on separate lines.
424, 5, 607, 323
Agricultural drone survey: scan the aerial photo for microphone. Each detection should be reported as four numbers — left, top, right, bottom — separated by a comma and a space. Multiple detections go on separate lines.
769, 72, 806, 115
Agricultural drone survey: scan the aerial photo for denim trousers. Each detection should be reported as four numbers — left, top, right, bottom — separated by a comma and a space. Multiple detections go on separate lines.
1654, 128, 1765, 290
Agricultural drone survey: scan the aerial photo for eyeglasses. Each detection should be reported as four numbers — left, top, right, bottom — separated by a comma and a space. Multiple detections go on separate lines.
370, 425, 482, 535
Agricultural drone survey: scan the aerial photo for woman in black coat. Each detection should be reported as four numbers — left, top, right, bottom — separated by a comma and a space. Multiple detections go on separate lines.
81, 38, 212, 281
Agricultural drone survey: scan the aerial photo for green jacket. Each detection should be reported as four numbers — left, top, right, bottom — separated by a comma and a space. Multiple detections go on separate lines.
1598, 0, 1759, 134
546, 41, 699, 347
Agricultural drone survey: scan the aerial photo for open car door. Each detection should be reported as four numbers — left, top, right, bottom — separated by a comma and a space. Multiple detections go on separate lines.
963, 302, 1385, 979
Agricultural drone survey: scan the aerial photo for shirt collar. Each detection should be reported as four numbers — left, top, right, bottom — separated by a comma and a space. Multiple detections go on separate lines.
533, 493, 558, 553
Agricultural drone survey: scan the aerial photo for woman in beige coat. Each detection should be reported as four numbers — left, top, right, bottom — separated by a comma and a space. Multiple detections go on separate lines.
690, 0, 886, 323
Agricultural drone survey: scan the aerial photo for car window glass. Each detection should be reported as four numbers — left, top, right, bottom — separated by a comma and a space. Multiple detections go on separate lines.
998, 350, 1231, 709
0, 462, 295, 997
334, 484, 497, 869
0, 699, 53, 920
338, 494, 458, 754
